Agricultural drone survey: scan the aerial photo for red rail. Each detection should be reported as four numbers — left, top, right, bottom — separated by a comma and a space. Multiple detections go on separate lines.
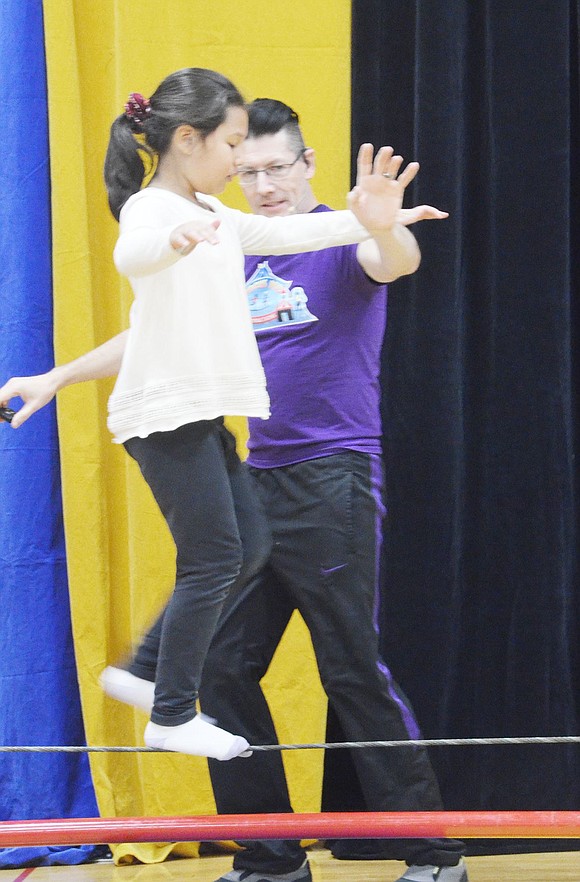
0, 811, 579, 847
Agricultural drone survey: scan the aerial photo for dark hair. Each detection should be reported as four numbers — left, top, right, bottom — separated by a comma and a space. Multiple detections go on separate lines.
247, 98, 306, 154
104, 68, 245, 220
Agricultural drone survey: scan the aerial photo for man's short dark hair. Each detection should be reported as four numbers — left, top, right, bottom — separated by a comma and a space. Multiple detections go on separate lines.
247, 98, 306, 153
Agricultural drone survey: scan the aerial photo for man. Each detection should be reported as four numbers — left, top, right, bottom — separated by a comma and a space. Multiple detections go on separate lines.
0, 100, 467, 882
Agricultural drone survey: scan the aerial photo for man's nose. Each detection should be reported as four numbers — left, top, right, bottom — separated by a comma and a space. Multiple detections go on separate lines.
255, 170, 275, 193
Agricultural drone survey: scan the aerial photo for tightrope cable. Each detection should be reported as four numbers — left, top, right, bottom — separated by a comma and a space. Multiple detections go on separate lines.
0, 735, 579, 753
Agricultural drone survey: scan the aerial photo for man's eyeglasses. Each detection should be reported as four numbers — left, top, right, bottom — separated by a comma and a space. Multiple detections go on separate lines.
237, 149, 307, 186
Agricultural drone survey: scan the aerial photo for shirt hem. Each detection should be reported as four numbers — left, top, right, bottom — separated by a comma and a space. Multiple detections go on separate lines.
247, 442, 382, 469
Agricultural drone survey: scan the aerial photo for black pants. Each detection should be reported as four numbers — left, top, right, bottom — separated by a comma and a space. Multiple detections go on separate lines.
129, 451, 464, 868
125, 419, 271, 725
200, 453, 465, 870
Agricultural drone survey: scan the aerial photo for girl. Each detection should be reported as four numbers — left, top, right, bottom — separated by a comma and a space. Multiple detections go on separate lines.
83, 67, 402, 760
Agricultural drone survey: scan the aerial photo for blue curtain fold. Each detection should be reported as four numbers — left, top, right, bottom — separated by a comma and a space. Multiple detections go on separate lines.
0, 0, 100, 868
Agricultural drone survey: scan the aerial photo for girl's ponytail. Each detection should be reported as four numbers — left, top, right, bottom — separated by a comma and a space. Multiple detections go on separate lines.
104, 111, 153, 221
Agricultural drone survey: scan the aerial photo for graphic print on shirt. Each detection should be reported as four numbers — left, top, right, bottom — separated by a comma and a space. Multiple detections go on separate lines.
246, 261, 318, 332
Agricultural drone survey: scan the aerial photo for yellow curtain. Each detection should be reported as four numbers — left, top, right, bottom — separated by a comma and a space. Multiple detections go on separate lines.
42, 0, 351, 865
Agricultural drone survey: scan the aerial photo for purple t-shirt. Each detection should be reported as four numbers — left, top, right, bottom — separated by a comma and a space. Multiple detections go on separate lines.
245, 205, 387, 468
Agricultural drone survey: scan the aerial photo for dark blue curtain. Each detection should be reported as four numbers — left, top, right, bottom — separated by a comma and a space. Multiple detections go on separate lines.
0, 0, 100, 868
345, 0, 580, 856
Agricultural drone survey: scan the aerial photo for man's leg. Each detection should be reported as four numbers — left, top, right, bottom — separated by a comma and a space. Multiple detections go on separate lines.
322, 704, 394, 860
256, 453, 465, 870
200, 567, 309, 877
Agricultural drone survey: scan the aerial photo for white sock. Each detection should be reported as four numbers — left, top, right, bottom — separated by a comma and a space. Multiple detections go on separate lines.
144, 715, 252, 761
100, 666, 155, 713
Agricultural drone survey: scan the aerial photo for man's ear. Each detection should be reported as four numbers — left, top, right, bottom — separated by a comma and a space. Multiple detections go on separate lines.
303, 147, 316, 180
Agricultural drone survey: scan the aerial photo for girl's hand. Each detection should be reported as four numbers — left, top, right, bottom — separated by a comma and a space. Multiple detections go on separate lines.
170, 218, 221, 256
397, 205, 449, 225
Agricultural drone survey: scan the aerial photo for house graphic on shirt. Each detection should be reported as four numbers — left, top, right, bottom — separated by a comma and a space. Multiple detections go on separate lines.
246, 261, 318, 331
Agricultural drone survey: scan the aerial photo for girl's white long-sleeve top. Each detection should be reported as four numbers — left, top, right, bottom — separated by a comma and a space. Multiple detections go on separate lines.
108, 187, 370, 443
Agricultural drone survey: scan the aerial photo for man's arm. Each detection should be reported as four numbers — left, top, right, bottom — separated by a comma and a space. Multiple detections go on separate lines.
356, 223, 421, 283
357, 204, 451, 282
348, 143, 448, 283
0, 330, 128, 428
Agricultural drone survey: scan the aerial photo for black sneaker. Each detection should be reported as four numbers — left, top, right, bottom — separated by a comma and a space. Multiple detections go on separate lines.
215, 860, 312, 882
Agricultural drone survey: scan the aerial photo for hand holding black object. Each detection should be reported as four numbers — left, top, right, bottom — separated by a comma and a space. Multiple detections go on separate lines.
0, 406, 15, 423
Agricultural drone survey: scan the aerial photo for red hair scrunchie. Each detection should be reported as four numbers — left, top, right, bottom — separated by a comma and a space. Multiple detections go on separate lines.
124, 92, 151, 126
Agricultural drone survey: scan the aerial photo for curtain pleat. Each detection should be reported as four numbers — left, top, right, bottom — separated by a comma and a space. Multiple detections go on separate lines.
39, 0, 351, 865
351, 0, 580, 854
